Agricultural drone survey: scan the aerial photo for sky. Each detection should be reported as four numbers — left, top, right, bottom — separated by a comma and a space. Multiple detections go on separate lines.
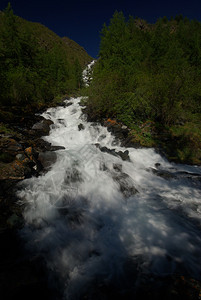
0, 0, 201, 58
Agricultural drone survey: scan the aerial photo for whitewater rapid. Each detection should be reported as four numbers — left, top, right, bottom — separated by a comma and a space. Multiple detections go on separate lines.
17, 96, 201, 299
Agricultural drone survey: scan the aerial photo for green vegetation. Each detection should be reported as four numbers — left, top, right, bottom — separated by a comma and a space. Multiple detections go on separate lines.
0, 3, 91, 108
87, 12, 201, 164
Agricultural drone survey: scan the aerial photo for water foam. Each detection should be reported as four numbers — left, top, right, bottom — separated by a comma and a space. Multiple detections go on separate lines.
17, 96, 201, 299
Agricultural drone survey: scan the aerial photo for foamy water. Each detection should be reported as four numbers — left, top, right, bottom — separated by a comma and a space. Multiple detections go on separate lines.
17, 93, 201, 298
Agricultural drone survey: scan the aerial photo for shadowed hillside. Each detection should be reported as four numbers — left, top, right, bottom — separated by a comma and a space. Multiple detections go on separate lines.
0, 4, 92, 108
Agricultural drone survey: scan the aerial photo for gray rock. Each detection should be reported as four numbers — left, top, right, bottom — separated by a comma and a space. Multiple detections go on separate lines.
113, 172, 138, 197
117, 150, 130, 161
99, 146, 130, 161
78, 123, 85, 131
150, 168, 176, 179
32, 119, 54, 136
38, 151, 57, 169
113, 163, 122, 172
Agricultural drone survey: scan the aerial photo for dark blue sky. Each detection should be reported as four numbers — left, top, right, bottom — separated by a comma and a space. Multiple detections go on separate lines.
0, 0, 201, 58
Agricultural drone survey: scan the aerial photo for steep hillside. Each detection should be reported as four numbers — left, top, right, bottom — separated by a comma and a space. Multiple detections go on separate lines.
0, 4, 92, 108
87, 12, 201, 165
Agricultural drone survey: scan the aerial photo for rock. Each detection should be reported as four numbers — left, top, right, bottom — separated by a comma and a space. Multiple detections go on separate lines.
99, 146, 130, 161
121, 135, 141, 148
117, 150, 130, 161
113, 163, 122, 172
58, 119, 66, 126
64, 168, 83, 184
0, 137, 23, 155
104, 119, 130, 142
33, 138, 52, 152
38, 151, 57, 170
150, 168, 176, 179
99, 162, 108, 171
66, 102, 73, 107
78, 123, 85, 131
16, 153, 26, 161
50, 145, 65, 151
25, 146, 33, 159
100, 146, 117, 157
32, 119, 53, 136
98, 134, 106, 142
113, 172, 138, 197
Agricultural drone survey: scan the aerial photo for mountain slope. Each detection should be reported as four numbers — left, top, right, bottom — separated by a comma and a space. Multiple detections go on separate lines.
0, 4, 92, 107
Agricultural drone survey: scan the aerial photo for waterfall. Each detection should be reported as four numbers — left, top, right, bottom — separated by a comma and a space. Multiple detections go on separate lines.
17, 64, 201, 299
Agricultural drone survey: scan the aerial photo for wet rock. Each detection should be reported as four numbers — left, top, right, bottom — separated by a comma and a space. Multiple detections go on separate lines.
99, 146, 130, 161
99, 162, 108, 171
113, 172, 138, 197
117, 150, 130, 161
104, 119, 130, 142
150, 168, 176, 179
0, 137, 23, 155
64, 168, 83, 184
78, 123, 85, 131
32, 119, 53, 136
113, 163, 122, 172
121, 135, 141, 148
50, 145, 65, 151
58, 118, 66, 125
32, 138, 52, 152
38, 151, 57, 170
100, 146, 117, 157
175, 171, 201, 178
98, 134, 106, 142
66, 102, 73, 107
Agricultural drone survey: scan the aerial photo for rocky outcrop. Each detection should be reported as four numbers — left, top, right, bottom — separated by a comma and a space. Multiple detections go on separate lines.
0, 111, 65, 299
97, 145, 130, 162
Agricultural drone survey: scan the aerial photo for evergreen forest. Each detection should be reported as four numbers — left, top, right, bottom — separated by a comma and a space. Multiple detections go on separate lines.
0, 3, 91, 108
87, 12, 201, 164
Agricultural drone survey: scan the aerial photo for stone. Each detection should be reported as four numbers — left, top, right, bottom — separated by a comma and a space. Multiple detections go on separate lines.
38, 151, 57, 169
78, 123, 85, 131
113, 163, 122, 172
150, 168, 176, 179
99, 146, 130, 161
66, 102, 73, 107
32, 119, 53, 136
117, 150, 130, 161
112, 172, 138, 197
16, 153, 26, 161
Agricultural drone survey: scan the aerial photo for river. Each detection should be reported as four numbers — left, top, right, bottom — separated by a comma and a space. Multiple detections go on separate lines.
17, 65, 201, 299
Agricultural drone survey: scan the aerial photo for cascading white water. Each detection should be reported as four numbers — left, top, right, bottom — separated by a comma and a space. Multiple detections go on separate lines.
17, 68, 201, 299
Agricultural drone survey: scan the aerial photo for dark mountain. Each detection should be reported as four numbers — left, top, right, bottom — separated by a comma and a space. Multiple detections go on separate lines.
0, 4, 92, 107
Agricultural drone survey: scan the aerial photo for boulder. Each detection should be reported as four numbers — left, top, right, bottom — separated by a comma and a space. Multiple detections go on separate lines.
112, 172, 138, 197
150, 168, 176, 179
38, 151, 57, 170
99, 146, 130, 161
32, 119, 54, 136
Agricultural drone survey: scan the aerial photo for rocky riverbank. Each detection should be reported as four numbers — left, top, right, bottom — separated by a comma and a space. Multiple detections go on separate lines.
1, 99, 201, 299
0, 102, 68, 299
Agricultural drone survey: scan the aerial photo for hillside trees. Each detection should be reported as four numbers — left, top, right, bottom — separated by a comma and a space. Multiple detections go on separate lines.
88, 11, 201, 127
0, 3, 87, 107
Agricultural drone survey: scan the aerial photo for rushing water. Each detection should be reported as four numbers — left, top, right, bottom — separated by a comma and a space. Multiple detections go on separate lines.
17, 72, 201, 299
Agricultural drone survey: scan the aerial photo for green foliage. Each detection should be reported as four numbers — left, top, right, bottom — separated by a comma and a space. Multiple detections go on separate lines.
87, 11, 201, 164
0, 3, 91, 107
89, 12, 201, 125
